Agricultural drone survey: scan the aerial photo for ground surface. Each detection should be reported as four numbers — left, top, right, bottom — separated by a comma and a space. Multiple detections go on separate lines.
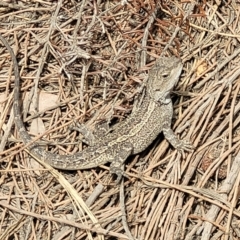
0, 1, 240, 239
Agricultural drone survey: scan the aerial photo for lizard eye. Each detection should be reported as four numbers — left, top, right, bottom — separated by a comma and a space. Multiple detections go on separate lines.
162, 72, 170, 79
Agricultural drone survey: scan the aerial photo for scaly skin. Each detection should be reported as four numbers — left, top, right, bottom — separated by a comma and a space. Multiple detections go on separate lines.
0, 33, 193, 181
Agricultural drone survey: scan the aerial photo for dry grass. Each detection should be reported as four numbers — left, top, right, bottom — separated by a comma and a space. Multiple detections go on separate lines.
0, 1, 240, 239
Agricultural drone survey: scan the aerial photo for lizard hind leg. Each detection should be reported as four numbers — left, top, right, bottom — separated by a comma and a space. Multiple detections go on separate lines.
72, 121, 110, 146
93, 121, 110, 137
110, 142, 133, 183
71, 122, 96, 146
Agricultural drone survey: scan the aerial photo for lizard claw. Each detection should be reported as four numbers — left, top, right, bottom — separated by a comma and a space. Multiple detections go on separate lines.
178, 140, 194, 151
176, 140, 195, 157
110, 166, 124, 184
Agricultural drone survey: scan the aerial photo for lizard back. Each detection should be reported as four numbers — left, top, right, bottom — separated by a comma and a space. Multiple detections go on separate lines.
0, 33, 193, 180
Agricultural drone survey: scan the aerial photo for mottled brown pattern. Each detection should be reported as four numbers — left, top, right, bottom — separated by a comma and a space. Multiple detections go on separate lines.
0, 34, 193, 181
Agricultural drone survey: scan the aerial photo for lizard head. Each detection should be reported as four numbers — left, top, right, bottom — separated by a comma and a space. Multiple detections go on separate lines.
147, 57, 183, 104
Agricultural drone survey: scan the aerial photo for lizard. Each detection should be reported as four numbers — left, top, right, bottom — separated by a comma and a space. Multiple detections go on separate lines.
0, 33, 193, 182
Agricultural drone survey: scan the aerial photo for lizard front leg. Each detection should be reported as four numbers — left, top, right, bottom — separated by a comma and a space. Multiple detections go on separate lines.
160, 102, 193, 152
162, 119, 194, 152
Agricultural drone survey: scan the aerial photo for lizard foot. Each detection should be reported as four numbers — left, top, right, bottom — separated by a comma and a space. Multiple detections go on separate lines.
109, 142, 132, 183
176, 140, 195, 157
110, 165, 124, 184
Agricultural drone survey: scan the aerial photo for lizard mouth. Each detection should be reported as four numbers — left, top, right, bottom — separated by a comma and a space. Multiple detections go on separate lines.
157, 91, 171, 104
164, 90, 170, 98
